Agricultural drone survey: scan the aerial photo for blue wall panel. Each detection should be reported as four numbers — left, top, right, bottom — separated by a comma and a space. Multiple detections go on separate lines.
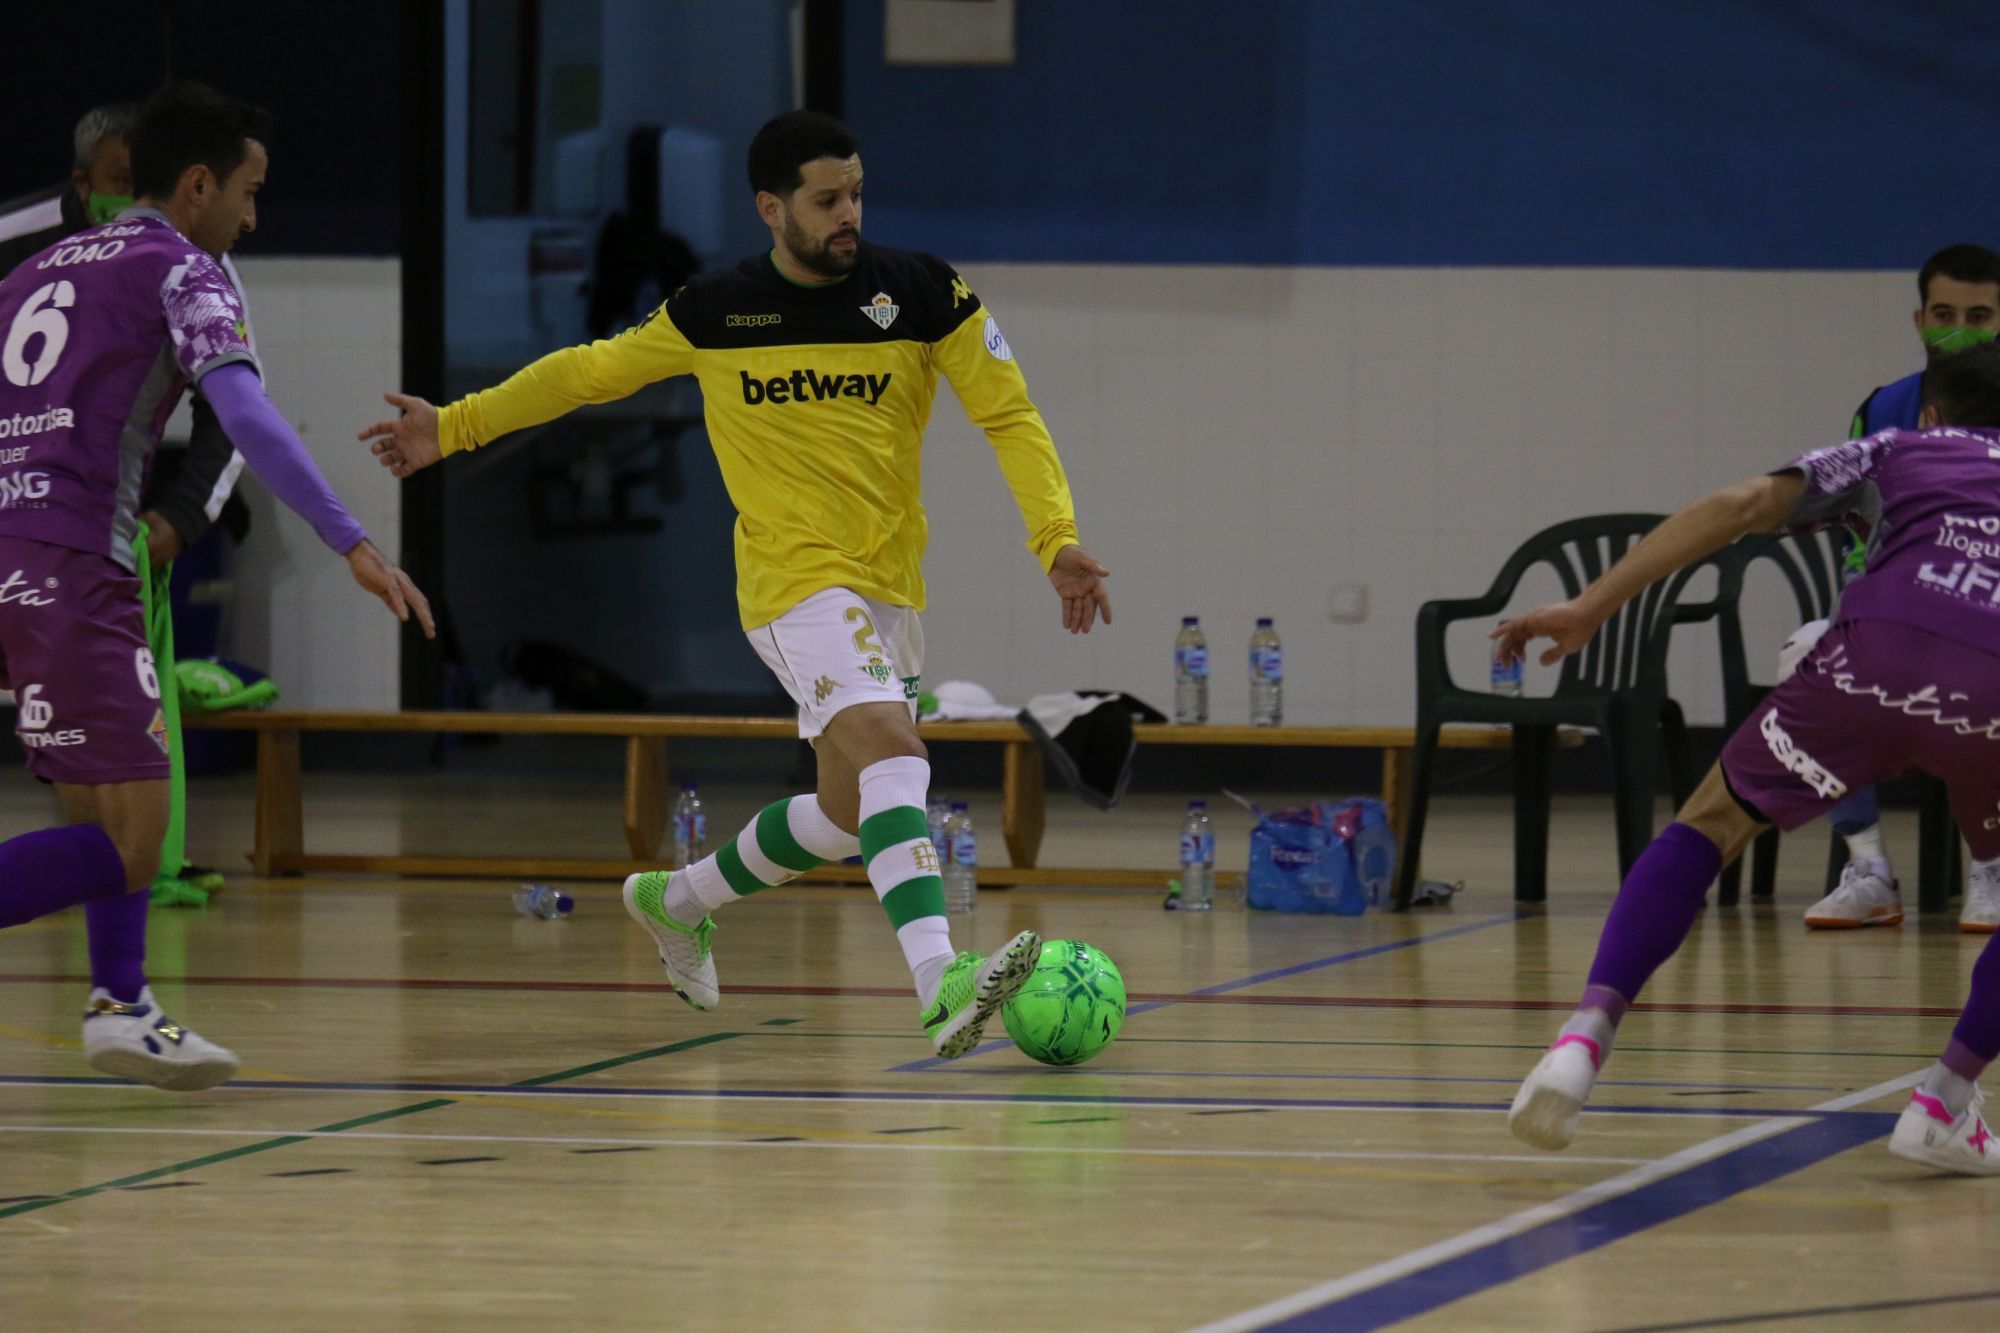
844, 2, 2000, 268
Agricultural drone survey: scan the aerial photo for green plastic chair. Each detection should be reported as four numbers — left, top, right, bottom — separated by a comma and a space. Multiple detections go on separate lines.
1713, 528, 1960, 912
1394, 514, 1726, 909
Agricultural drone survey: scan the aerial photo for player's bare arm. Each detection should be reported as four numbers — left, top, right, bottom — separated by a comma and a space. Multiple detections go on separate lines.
358, 392, 442, 477
1493, 471, 1804, 668
1047, 542, 1112, 634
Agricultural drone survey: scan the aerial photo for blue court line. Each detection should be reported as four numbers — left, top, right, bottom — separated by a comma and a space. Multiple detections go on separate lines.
1255, 1112, 1897, 1332
917, 1067, 1836, 1093
889, 911, 1524, 1073
0, 1073, 1857, 1118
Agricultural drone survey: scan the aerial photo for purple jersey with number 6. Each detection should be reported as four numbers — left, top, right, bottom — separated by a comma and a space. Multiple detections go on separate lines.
0, 210, 257, 572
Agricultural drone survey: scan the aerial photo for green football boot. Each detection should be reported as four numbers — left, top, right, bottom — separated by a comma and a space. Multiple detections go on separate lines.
622, 871, 720, 1010
922, 930, 1042, 1058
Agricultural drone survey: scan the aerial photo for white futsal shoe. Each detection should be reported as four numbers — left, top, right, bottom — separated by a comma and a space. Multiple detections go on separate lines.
1803, 858, 1903, 929
82, 987, 238, 1091
1509, 1034, 1602, 1151
623, 871, 720, 1010
1961, 861, 2000, 935
1889, 1086, 2000, 1176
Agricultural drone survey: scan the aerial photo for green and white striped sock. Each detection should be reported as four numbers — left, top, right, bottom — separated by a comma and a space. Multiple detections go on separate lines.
664, 795, 860, 925
857, 755, 954, 995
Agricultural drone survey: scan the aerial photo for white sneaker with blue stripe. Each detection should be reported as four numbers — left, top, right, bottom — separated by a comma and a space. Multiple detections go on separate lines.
82, 987, 238, 1091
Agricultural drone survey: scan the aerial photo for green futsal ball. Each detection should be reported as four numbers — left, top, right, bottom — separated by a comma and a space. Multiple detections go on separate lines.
1002, 939, 1126, 1066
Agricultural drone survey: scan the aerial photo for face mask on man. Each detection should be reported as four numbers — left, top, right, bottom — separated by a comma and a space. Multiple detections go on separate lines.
1922, 325, 1998, 356
87, 192, 133, 224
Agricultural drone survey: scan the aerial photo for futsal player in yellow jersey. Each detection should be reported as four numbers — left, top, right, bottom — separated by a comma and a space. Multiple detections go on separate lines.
362, 112, 1111, 1058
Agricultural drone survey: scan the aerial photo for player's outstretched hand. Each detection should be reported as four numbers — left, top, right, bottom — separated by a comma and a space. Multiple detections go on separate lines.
1492, 598, 1599, 669
358, 393, 442, 478
1048, 543, 1112, 635
346, 539, 437, 639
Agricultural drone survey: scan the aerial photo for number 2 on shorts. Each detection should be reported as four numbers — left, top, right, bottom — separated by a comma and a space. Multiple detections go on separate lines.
845, 606, 884, 657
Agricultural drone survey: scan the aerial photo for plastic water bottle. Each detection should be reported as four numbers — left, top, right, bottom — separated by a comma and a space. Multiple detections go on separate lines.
927, 797, 951, 865
1491, 650, 1524, 698
943, 801, 977, 914
670, 783, 707, 868
1174, 616, 1209, 724
513, 883, 574, 919
1349, 804, 1397, 910
1178, 800, 1216, 910
1249, 617, 1283, 726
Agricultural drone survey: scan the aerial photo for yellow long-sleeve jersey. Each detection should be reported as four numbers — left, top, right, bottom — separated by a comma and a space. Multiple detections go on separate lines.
438, 244, 1080, 629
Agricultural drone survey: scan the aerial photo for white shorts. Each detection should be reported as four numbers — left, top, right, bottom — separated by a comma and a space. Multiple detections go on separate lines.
748, 587, 925, 741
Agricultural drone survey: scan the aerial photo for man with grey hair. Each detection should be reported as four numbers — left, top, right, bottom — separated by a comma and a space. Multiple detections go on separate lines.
1, 102, 258, 905
0, 103, 138, 271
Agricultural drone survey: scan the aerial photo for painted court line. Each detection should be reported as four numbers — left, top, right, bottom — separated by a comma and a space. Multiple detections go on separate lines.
0, 971, 1967, 1017
890, 911, 1525, 1072
927, 1067, 1836, 1093
0, 1125, 1654, 1168
1185, 1071, 1923, 1333
0, 1032, 743, 1221
1596, 1286, 2000, 1332
0, 1074, 1811, 1119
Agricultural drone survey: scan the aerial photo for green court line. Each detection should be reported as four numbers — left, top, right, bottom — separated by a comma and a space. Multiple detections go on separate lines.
0, 1033, 743, 1221
511, 1032, 740, 1086
0, 1099, 453, 1220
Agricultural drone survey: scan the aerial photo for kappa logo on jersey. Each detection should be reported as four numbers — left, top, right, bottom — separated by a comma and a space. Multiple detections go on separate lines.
860, 291, 900, 331
725, 313, 782, 328
14, 684, 85, 748
1760, 708, 1847, 800
740, 369, 892, 406
949, 276, 973, 308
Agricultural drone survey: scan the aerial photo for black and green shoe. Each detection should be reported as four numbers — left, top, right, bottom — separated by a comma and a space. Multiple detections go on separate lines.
922, 931, 1042, 1058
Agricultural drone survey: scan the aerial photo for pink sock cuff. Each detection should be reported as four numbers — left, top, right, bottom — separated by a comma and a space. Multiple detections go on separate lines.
1552, 1033, 1602, 1069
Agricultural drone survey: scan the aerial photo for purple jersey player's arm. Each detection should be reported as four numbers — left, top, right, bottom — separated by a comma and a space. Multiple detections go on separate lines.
1492, 471, 1807, 670
201, 366, 434, 638
161, 255, 435, 638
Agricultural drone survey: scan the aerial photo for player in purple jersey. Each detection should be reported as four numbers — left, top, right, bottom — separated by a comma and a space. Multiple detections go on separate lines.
1495, 341, 2000, 1175
0, 83, 432, 1090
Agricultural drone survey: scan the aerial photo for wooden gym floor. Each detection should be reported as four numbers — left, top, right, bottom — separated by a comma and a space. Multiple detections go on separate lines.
1, 774, 1996, 1331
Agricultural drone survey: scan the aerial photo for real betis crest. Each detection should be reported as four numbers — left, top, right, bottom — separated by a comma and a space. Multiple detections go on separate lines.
860, 291, 900, 330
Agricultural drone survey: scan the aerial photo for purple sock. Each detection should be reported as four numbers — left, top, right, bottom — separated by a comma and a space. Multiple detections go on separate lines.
1945, 933, 2000, 1079
86, 888, 150, 1003
0, 825, 127, 929
1584, 823, 1723, 1004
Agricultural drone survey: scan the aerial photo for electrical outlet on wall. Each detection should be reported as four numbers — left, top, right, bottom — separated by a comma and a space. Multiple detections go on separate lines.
1328, 583, 1368, 623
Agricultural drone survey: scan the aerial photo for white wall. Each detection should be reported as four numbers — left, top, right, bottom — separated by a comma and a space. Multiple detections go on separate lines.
214, 257, 403, 710
916, 264, 1921, 727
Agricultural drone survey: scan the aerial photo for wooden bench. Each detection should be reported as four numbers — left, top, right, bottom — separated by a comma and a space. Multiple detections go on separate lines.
186, 710, 1572, 888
